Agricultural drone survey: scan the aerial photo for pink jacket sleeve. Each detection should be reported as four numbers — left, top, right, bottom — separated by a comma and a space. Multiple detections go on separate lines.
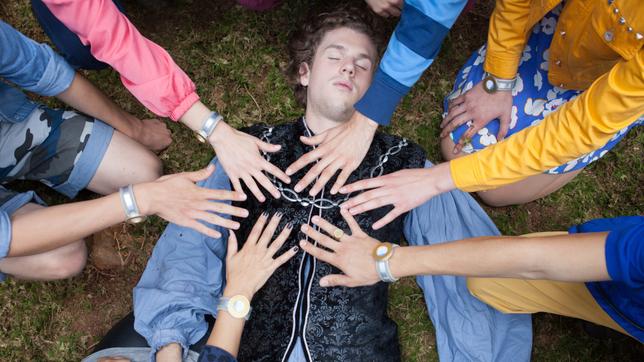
42, 0, 199, 121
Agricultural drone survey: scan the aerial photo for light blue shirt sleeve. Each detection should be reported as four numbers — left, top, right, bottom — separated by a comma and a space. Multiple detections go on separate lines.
133, 158, 231, 361
403, 160, 532, 362
0, 20, 75, 96
355, 0, 468, 125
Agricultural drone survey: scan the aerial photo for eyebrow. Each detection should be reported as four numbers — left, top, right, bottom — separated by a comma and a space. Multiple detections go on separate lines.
324, 44, 373, 62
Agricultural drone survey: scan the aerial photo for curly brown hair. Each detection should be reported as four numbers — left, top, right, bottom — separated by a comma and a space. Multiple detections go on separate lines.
286, 4, 384, 107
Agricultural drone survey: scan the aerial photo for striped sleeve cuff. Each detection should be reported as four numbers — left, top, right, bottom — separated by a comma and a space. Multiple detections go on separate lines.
354, 70, 410, 126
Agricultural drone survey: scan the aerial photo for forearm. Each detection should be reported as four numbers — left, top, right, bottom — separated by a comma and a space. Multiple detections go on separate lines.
55, 72, 141, 138
392, 232, 610, 282
483, 0, 532, 79
9, 192, 125, 256
206, 312, 245, 358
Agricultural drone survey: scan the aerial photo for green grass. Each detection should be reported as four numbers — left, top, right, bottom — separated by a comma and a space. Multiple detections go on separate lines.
1, 0, 642, 360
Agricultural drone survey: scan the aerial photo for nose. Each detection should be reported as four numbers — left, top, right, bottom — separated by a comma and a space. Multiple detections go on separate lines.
341, 60, 355, 77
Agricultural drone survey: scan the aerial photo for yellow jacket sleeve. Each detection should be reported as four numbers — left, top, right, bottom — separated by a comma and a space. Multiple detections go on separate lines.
452, 48, 644, 192
483, 0, 533, 79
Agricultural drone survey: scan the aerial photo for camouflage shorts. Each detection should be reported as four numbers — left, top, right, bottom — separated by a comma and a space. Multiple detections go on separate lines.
0, 105, 114, 208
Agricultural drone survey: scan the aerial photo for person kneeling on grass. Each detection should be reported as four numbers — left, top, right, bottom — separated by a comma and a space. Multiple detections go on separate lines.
300, 213, 643, 344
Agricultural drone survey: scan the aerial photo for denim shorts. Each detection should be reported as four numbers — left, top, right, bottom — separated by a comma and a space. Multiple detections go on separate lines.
0, 105, 113, 281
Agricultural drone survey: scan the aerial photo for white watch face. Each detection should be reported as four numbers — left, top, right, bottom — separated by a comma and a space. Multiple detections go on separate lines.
485, 79, 495, 89
376, 245, 388, 257
227, 295, 250, 319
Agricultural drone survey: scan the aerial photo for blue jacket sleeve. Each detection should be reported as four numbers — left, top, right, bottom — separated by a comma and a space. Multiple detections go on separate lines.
402, 160, 532, 362
355, 0, 468, 125
197, 345, 237, 362
133, 158, 231, 361
0, 20, 75, 96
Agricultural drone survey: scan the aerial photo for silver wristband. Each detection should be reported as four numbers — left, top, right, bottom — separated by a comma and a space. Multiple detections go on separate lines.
195, 111, 223, 143
375, 244, 399, 283
119, 184, 146, 224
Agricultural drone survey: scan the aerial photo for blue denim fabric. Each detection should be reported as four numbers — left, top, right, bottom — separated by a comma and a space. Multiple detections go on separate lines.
0, 20, 75, 99
134, 159, 532, 362
30, 0, 126, 70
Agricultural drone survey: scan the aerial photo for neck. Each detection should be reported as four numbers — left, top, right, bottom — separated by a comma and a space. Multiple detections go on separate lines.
303, 106, 348, 135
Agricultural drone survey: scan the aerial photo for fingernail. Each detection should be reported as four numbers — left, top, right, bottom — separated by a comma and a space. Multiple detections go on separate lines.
241, 210, 249, 217
311, 216, 319, 223
320, 279, 328, 287
275, 212, 283, 218
301, 224, 308, 231
299, 240, 306, 246
292, 246, 299, 253
262, 211, 269, 217
453, 147, 459, 154
339, 187, 347, 193
286, 222, 293, 229
286, 169, 293, 176
294, 185, 302, 192
239, 193, 247, 200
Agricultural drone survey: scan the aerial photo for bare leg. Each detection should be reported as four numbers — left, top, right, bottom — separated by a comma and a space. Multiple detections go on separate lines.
440, 137, 582, 207
87, 130, 163, 195
0, 203, 87, 280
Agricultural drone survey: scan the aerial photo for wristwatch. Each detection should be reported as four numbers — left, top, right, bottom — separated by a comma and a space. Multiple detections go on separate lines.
482, 72, 516, 94
195, 111, 223, 143
217, 295, 252, 320
373, 242, 399, 283
119, 184, 147, 224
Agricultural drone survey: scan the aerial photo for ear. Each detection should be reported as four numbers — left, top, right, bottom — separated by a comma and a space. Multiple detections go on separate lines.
299, 62, 310, 87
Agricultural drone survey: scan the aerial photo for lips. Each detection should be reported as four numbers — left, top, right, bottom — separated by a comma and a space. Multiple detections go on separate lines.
333, 80, 353, 91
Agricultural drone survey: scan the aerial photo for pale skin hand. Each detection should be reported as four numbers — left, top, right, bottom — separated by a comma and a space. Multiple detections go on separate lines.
136, 164, 249, 239
365, 0, 403, 17
286, 111, 378, 197
339, 162, 456, 230
178, 101, 291, 203
299, 208, 381, 287
441, 81, 513, 154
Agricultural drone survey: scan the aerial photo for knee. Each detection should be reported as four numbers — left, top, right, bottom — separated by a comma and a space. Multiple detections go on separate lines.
45, 241, 88, 280
138, 153, 163, 182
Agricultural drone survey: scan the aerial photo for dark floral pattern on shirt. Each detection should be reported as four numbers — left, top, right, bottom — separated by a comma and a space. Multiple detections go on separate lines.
232, 119, 425, 362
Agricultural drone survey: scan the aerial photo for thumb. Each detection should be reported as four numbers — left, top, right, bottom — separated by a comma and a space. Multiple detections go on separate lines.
227, 231, 238, 260
300, 132, 326, 146
257, 140, 281, 153
319, 274, 353, 287
187, 163, 215, 182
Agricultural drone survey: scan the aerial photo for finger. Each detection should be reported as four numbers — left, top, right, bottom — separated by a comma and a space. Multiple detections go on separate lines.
295, 155, 334, 193
204, 188, 247, 202
319, 274, 353, 287
299, 239, 335, 264
227, 231, 238, 260
253, 170, 281, 199
338, 177, 385, 195
342, 188, 388, 211
372, 208, 403, 230
330, 166, 353, 195
347, 196, 391, 216
272, 246, 299, 269
339, 208, 364, 236
300, 224, 339, 251
285, 148, 323, 176
498, 112, 511, 141
241, 174, 265, 202
299, 132, 326, 146
199, 201, 248, 218
257, 213, 282, 247
441, 101, 467, 129
262, 160, 291, 184
247, 212, 269, 245
230, 177, 244, 196
192, 210, 240, 230
267, 223, 294, 256
257, 139, 281, 153
440, 112, 471, 138
187, 164, 215, 182
310, 215, 345, 240
187, 220, 222, 239
308, 159, 342, 196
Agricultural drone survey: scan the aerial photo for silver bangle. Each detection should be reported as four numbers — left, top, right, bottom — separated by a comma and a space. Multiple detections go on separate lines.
375, 244, 399, 283
119, 184, 146, 224
195, 111, 223, 143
